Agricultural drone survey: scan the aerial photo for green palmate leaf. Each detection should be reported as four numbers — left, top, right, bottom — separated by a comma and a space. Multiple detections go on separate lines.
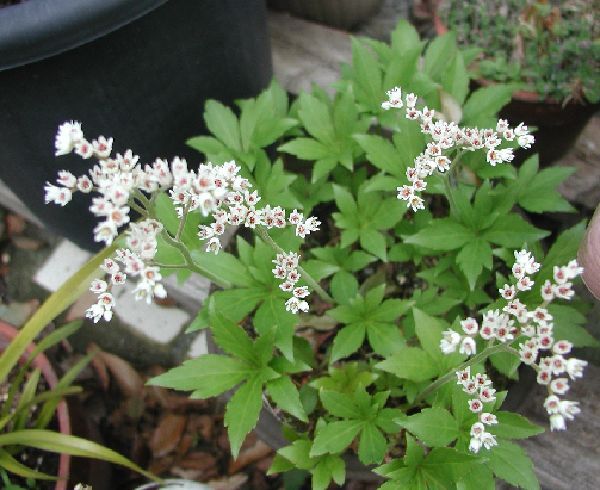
298, 93, 335, 145
366, 321, 405, 356
320, 390, 360, 419
0, 242, 117, 385
420, 448, 478, 488
482, 214, 549, 248
424, 32, 457, 81
330, 322, 366, 363
330, 270, 359, 305
208, 299, 256, 363
370, 299, 413, 322
267, 376, 307, 422
549, 304, 599, 347
353, 134, 403, 177
489, 412, 544, 439
310, 419, 364, 457
358, 422, 387, 465
488, 441, 540, 490
490, 351, 520, 379
514, 156, 575, 213
391, 19, 421, 54
224, 375, 264, 458
186, 135, 227, 158
359, 229, 387, 260
190, 249, 253, 288
351, 38, 383, 110
313, 454, 346, 489
148, 355, 251, 398
457, 464, 495, 490
277, 440, 315, 470
204, 287, 265, 326
279, 138, 330, 160
462, 84, 516, 125
375, 347, 438, 382
254, 294, 297, 361
204, 99, 241, 151
0, 430, 156, 481
456, 238, 493, 290
396, 408, 459, 448
404, 218, 475, 250
333, 184, 358, 216
442, 51, 469, 105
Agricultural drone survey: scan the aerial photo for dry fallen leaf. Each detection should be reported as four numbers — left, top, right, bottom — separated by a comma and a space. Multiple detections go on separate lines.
228, 439, 272, 474
97, 351, 144, 397
149, 414, 187, 458
208, 474, 248, 490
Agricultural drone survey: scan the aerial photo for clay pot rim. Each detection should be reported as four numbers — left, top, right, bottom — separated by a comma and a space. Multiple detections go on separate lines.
0, 320, 71, 490
431, 3, 589, 107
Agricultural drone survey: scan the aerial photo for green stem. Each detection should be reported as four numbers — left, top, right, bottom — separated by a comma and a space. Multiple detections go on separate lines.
176, 204, 190, 241
159, 230, 231, 289
413, 343, 519, 406
254, 225, 335, 304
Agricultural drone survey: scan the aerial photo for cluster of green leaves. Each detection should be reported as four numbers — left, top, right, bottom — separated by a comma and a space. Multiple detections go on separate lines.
440, 0, 600, 102
147, 17, 599, 490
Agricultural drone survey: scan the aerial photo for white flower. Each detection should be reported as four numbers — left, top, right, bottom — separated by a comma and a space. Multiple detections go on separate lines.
468, 398, 483, 413
544, 395, 561, 414
468, 437, 482, 453
518, 134, 535, 149
460, 317, 478, 335
541, 279, 555, 301
565, 358, 587, 380
479, 387, 496, 403
55, 121, 83, 156
550, 414, 566, 431
205, 237, 221, 254
552, 340, 572, 355
459, 336, 477, 356
499, 284, 516, 300
558, 400, 581, 421
93, 220, 118, 245
481, 413, 498, 425
550, 378, 570, 395
77, 175, 93, 193
75, 139, 94, 159
440, 329, 461, 354
90, 279, 107, 293
480, 432, 497, 450
381, 87, 403, 110
470, 422, 485, 438
44, 183, 72, 206
93, 136, 113, 158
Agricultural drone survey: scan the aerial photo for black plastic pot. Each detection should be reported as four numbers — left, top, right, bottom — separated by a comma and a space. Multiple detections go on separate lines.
0, 0, 272, 249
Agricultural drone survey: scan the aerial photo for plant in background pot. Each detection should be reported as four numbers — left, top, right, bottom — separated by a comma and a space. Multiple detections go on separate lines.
434, 0, 600, 165
43, 20, 597, 490
0, 254, 158, 488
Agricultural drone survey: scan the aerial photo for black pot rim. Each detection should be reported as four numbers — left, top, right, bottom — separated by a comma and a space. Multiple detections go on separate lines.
0, 0, 168, 70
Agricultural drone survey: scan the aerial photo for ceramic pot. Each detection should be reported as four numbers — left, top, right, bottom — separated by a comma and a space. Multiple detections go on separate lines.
0, 0, 272, 249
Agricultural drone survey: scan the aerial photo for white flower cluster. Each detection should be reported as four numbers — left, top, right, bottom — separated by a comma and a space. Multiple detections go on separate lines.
193, 166, 321, 254
456, 367, 498, 453
381, 87, 535, 212
86, 219, 166, 323
49, 122, 320, 321
442, 250, 587, 431
48, 121, 175, 245
272, 252, 310, 314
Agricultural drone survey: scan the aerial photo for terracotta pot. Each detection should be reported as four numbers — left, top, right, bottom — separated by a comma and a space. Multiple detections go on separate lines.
0, 321, 71, 490
432, 3, 599, 166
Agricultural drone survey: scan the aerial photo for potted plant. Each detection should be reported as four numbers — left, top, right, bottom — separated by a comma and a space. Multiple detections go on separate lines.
0, 0, 272, 250
433, 0, 599, 165
43, 20, 596, 489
